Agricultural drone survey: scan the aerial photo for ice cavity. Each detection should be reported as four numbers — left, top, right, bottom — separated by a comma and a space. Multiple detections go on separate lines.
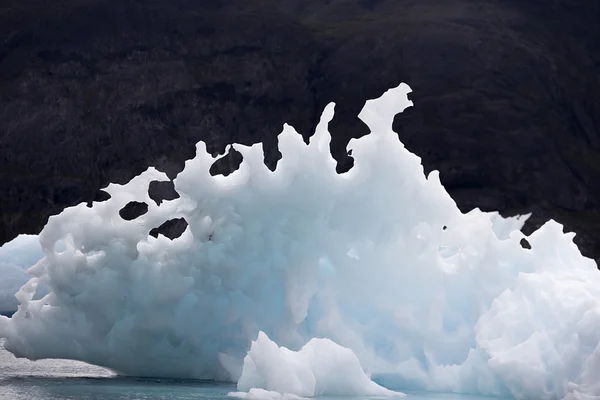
0, 83, 599, 400
232, 331, 403, 398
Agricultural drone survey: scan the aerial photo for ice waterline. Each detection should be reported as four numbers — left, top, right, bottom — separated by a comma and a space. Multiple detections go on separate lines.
1, 83, 599, 400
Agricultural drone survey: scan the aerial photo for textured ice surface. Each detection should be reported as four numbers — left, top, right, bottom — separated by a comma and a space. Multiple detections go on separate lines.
1, 83, 599, 400
0, 235, 45, 312
235, 331, 402, 397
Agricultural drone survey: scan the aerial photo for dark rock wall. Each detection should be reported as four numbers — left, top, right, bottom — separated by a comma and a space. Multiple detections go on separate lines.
1, 0, 599, 264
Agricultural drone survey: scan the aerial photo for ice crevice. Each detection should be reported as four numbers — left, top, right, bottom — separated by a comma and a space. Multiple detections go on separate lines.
0, 83, 599, 400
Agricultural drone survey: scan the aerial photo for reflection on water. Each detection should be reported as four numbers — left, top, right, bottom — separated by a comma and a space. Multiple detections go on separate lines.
0, 375, 235, 400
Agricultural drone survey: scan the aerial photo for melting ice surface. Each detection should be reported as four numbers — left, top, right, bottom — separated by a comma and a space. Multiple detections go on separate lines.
1, 83, 600, 400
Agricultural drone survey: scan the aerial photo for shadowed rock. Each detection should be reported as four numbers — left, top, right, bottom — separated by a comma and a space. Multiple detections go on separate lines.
1, 0, 599, 264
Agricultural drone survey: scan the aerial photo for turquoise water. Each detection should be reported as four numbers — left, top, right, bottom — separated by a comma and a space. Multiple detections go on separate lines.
0, 340, 501, 400
0, 376, 234, 400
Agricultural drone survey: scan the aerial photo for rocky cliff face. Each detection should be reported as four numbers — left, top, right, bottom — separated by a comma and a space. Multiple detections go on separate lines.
1, 0, 600, 264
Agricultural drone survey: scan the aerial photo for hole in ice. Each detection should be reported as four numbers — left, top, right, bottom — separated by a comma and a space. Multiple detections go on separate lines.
148, 180, 180, 205
149, 218, 188, 240
119, 201, 149, 221
210, 147, 243, 177
520, 238, 532, 249
86, 190, 111, 207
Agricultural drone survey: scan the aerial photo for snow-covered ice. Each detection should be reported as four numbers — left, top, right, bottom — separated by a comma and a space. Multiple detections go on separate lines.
0, 83, 599, 400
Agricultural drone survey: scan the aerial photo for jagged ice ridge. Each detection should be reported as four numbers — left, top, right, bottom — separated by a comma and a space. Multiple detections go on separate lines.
1, 83, 599, 400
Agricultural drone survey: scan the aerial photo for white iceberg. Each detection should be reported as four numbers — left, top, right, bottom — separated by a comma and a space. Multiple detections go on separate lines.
235, 331, 403, 397
0, 83, 598, 400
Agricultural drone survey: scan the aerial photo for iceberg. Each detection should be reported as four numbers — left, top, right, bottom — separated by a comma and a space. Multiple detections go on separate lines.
0, 83, 599, 400
234, 331, 403, 397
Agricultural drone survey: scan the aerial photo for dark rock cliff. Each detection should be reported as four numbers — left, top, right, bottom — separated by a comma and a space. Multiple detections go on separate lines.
1, 0, 600, 264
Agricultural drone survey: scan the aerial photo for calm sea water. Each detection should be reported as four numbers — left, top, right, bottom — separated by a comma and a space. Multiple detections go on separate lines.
0, 339, 501, 400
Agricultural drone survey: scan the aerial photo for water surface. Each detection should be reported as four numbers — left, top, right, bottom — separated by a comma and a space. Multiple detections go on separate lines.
0, 340, 501, 400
